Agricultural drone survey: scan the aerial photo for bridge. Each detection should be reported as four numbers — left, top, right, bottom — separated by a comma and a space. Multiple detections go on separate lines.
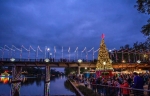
1, 58, 150, 71
1, 44, 150, 96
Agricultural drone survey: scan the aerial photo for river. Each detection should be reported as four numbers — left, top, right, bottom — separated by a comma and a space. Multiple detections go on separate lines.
0, 76, 76, 96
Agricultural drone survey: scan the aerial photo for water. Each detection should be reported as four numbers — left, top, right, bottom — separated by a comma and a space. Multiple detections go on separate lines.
0, 76, 76, 96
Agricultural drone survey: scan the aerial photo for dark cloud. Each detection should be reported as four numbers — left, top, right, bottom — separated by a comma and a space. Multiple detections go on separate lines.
0, 0, 149, 59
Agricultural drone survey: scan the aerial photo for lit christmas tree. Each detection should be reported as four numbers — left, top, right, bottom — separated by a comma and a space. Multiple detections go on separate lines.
96, 34, 113, 71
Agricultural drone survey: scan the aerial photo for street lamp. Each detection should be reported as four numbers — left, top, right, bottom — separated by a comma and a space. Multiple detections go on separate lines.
103, 62, 106, 78
137, 60, 141, 64
44, 58, 50, 62
47, 48, 50, 58
122, 60, 125, 72
10, 58, 15, 62
78, 59, 82, 63
77, 59, 82, 75
122, 60, 125, 63
50, 53, 52, 58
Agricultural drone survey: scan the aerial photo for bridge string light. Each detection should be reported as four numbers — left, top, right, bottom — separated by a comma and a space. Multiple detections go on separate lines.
87, 47, 94, 52
53, 46, 56, 59
37, 46, 43, 52
81, 47, 86, 60
4, 45, 15, 51
30, 46, 36, 52
36, 46, 43, 58
12, 45, 22, 51
74, 47, 78, 52
62, 46, 63, 59
68, 47, 71, 61
94, 48, 100, 53
74, 47, 78, 60
81, 47, 86, 53
1, 45, 149, 62
22, 45, 30, 51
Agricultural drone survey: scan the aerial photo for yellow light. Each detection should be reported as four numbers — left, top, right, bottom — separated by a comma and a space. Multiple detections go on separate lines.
122, 60, 125, 63
144, 54, 147, 58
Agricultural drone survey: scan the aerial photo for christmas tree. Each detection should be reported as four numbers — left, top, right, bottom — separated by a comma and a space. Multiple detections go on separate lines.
96, 34, 113, 71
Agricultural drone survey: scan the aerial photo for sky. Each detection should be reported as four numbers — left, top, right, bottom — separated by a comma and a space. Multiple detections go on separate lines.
0, 0, 149, 62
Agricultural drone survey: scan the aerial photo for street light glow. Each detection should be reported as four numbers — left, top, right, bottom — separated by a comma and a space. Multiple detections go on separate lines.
10, 58, 15, 62
78, 59, 82, 63
44, 58, 50, 62
47, 48, 50, 51
122, 60, 125, 63
137, 60, 141, 63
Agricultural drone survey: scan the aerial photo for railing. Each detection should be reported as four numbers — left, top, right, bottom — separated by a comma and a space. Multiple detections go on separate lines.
0, 94, 76, 96
0, 58, 95, 63
91, 84, 150, 96
69, 80, 84, 96
0, 58, 150, 64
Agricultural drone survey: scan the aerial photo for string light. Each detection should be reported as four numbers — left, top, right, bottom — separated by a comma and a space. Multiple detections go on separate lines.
30, 46, 36, 52
74, 47, 78, 52
37, 46, 43, 52
22, 45, 29, 51
94, 48, 100, 53
68, 47, 70, 53
88, 47, 94, 52
0, 45, 148, 62
12, 45, 22, 51
4, 45, 15, 51
82, 47, 86, 52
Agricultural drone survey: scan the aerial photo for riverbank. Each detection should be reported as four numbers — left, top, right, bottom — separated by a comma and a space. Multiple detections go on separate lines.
69, 79, 100, 96
69, 79, 149, 96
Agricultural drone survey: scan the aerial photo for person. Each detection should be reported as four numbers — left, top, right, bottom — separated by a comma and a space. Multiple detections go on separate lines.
132, 72, 144, 96
102, 79, 108, 96
96, 77, 103, 95
127, 75, 132, 87
148, 78, 150, 96
121, 79, 130, 96
114, 79, 120, 96
84, 79, 88, 88
91, 78, 96, 92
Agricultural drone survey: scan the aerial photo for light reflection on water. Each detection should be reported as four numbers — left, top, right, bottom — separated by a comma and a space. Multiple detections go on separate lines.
0, 76, 76, 95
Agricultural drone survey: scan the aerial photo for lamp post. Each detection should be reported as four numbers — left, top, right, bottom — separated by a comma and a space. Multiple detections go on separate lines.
44, 58, 50, 62
47, 48, 50, 58
78, 59, 82, 75
122, 60, 125, 72
137, 60, 141, 64
50, 53, 52, 59
109, 50, 112, 59
10, 58, 15, 62
136, 60, 141, 72
103, 62, 106, 78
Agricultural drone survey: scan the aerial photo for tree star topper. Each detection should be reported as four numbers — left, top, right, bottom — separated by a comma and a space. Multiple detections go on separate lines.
101, 34, 105, 39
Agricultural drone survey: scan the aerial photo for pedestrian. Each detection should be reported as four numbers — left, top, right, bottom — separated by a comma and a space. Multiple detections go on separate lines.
148, 78, 150, 96
84, 79, 88, 88
121, 79, 130, 96
132, 72, 144, 96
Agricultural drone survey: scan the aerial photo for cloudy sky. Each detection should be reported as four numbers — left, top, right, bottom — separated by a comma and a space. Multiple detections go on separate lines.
0, 0, 149, 60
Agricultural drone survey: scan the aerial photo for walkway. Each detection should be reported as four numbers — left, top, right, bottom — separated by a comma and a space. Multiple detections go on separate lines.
72, 80, 149, 96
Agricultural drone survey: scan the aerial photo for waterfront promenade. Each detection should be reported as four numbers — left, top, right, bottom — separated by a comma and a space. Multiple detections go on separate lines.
69, 73, 150, 96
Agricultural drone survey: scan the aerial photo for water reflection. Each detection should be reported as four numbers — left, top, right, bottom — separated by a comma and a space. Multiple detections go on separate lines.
11, 82, 21, 96
44, 82, 50, 96
0, 76, 75, 96
0, 76, 9, 84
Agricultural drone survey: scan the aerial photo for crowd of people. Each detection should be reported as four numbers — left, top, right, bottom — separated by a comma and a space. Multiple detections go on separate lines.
70, 72, 150, 96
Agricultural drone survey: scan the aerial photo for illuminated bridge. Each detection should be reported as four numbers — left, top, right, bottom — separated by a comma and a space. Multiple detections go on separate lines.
0, 45, 150, 96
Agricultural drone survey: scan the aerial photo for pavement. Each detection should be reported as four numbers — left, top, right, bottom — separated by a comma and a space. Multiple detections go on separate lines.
72, 81, 149, 96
